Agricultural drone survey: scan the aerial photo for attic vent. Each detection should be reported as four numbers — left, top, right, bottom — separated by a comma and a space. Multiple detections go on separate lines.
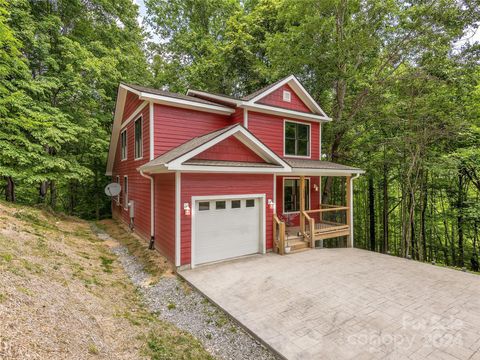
283, 90, 291, 102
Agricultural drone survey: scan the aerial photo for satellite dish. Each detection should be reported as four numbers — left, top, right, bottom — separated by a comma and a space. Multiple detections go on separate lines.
105, 182, 121, 197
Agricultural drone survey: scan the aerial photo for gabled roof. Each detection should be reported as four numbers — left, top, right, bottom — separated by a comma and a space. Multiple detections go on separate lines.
187, 75, 331, 122
138, 124, 292, 174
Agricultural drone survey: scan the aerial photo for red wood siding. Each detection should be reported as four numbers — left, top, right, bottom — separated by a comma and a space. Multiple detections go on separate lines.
276, 175, 321, 226
112, 98, 151, 241
247, 111, 320, 160
154, 173, 175, 262
154, 104, 231, 157
193, 137, 265, 163
122, 92, 144, 122
257, 84, 311, 113
231, 108, 244, 125
180, 173, 274, 266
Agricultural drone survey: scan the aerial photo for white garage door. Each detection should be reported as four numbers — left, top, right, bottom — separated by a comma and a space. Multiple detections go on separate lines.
194, 197, 262, 266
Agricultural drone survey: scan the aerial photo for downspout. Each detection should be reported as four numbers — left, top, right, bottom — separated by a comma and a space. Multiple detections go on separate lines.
349, 174, 361, 247
140, 170, 155, 250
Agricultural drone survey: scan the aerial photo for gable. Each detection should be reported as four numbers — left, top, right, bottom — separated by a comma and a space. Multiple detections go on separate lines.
257, 84, 311, 113
192, 136, 266, 163
123, 91, 143, 122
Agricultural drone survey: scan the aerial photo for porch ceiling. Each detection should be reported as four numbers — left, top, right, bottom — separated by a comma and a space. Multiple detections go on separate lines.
284, 158, 364, 176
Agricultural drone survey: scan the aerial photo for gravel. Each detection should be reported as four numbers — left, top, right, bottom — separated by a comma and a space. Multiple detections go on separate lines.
93, 226, 279, 360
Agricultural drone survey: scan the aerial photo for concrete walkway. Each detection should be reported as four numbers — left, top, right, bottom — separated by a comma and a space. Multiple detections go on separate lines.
180, 248, 480, 360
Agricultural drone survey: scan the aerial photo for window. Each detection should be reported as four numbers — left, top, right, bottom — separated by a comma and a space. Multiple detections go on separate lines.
231, 200, 241, 209
284, 121, 310, 157
121, 130, 127, 160
283, 178, 310, 213
115, 175, 120, 205
246, 199, 255, 208
134, 117, 143, 159
123, 176, 128, 210
283, 90, 291, 102
215, 201, 226, 210
199, 202, 210, 211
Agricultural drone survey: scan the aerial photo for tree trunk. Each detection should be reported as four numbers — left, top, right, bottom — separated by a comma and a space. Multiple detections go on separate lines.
420, 171, 427, 262
50, 180, 57, 209
382, 161, 389, 253
472, 221, 479, 272
368, 175, 376, 251
5, 176, 16, 202
39, 181, 49, 203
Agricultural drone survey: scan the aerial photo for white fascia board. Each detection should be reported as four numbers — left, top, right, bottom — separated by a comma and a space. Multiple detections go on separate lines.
289, 169, 365, 176
246, 75, 329, 118
248, 75, 295, 103
186, 89, 241, 106
105, 87, 127, 176
124, 94, 235, 116
241, 103, 332, 122
167, 126, 292, 171
137, 164, 168, 174
120, 101, 148, 130
167, 165, 291, 173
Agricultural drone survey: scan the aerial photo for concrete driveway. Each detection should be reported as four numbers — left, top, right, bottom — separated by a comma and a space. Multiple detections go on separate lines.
180, 248, 480, 360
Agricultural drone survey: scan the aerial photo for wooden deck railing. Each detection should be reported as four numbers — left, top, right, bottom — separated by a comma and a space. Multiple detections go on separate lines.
273, 214, 286, 255
301, 205, 350, 247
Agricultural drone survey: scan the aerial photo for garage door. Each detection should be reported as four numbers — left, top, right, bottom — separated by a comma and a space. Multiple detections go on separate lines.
194, 197, 262, 266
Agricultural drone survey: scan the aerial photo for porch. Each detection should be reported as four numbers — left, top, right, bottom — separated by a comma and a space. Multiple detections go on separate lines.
273, 173, 354, 255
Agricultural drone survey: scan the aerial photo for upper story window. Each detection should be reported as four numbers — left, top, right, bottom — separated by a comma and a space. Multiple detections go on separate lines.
283, 90, 291, 102
134, 116, 143, 159
284, 121, 310, 157
120, 129, 127, 160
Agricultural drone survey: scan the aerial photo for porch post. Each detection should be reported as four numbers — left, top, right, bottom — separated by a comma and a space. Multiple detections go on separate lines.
299, 176, 305, 233
346, 175, 352, 247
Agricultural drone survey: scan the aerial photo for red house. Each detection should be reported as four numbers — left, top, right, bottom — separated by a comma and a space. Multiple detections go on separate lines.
106, 75, 363, 268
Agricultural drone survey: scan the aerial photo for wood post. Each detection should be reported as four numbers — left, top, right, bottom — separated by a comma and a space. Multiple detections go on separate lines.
346, 176, 352, 247
299, 176, 305, 234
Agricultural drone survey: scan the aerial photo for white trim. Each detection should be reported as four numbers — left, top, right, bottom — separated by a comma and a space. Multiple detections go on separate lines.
247, 75, 329, 117
166, 125, 291, 171
140, 170, 154, 239
123, 175, 128, 210
282, 177, 311, 214
350, 174, 361, 247
289, 169, 365, 176
273, 174, 277, 214
149, 102, 154, 160
106, 87, 127, 175
243, 108, 248, 128
283, 119, 311, 158
168, 165, 290, 174
134, 115, 144, 160
115, 175, 120, 205
175, 172, 181, 266
241, 103, 331, 122
119, 84, 235, 115
120, 101, 148, 130
190, 193, 266, 268
120, 129, 127, 161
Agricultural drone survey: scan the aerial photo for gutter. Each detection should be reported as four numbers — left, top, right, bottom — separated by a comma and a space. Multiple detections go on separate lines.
140, 170, 155, 250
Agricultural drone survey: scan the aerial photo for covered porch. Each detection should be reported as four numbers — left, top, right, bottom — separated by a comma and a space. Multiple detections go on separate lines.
272, 159, 364, 255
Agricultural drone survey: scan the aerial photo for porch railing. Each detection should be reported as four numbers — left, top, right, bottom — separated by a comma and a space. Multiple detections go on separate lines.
301, 204, 351, 248
273, 214, 286, 255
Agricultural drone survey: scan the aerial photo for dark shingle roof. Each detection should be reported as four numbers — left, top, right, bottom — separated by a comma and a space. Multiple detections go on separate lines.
284, 158, 363, 172
122, 83, 233, 108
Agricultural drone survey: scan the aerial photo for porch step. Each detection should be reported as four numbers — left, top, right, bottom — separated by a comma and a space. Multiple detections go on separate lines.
287, 239, 309, 252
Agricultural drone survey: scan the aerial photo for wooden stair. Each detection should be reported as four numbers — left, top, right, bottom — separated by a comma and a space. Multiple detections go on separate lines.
286, 237, 310, 253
